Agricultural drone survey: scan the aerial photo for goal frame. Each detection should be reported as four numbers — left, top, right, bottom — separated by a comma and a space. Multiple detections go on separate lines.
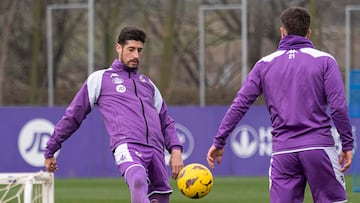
198, 1, 248, 107
345, 5, 360, 104
345, 4, 360, 193
0, 171, 54, 203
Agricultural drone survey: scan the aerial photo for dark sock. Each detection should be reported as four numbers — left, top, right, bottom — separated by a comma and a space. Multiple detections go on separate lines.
149, 193, 170, 203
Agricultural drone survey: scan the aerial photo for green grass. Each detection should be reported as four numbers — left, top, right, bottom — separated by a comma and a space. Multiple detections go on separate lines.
52, 176, 360, 203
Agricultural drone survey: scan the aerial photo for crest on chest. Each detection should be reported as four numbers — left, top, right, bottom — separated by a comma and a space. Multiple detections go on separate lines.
109, 73, 126, 93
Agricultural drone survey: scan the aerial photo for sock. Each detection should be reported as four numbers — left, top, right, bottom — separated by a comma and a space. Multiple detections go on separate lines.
149, 193, 170, 203
126, 166, 150, 203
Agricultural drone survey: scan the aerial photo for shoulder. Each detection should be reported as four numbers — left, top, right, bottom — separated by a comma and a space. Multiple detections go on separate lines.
139, 74, 151, 82
299, 48, 335, 60
85, 68, 112, 90
139, 74, 157, 87
88, 68, 109, 81
259, 50, 287, 63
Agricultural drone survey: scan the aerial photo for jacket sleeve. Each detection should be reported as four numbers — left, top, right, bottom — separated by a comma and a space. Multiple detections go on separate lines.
159, 102, 183, 153
213, 63, 263, 149
44, 71, 103, 158
150, 81, 183, 153
324, 57, 354, 152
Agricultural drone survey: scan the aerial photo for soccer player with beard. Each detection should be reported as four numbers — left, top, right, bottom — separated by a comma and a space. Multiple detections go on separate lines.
45, 27, 184, 203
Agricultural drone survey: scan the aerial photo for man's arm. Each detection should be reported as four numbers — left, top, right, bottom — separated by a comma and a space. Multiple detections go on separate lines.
339, 150, 353, 172
169, 147, 183, 179
213, 64, 263, 149
44, 83, 92, 159
45, 157, 58, 172
44, 70, 103, 165
323, 58, 354, 172
323, 58, 353, 151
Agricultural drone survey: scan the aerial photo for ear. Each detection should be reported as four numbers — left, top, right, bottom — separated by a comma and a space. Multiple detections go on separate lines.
305, 29, 311, 39
115, 43, 123, 60
116, 43, 122, 53
280, 27, 287, 38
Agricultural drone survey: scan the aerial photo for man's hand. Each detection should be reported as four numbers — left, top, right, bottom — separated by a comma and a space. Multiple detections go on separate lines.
206, 145, 224, 170
169, 148, 184, 180
45, 157, 58, 172
339, 150, 353, 173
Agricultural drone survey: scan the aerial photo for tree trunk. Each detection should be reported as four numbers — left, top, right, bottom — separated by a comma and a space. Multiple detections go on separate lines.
104, 0, 122, 67
159, 0, 178, 95
0, 0, 19, 105
309, 0, 321, 49
30, 0, 42, 104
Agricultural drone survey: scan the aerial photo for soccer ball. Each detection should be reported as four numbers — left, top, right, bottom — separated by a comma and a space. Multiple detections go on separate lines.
176, 163, 214, 199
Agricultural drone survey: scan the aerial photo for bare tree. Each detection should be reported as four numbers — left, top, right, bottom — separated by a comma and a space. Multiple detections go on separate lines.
97, 0, 123, 67
0, 0, 19, 105
159, 0, 178, 95
30, 0, 42, 104
1, 0, 359, 105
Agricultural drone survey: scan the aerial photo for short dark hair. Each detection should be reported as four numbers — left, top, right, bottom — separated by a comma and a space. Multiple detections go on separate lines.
117, 27, 146, 46
280, 7, 311, 37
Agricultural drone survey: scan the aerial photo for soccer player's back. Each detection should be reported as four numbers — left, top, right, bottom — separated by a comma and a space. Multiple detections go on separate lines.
207, 6, 353, 203
254, 36, 351, 153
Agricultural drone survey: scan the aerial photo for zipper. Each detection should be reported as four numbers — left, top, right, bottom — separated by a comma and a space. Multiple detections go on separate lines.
128, 71, 149, 143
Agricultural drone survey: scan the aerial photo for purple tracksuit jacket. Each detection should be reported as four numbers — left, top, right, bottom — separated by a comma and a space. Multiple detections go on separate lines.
213, 35, 353, 153
45, 59, 182, 158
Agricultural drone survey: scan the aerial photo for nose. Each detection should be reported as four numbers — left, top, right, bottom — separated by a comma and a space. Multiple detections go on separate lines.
133, 50, 140, 58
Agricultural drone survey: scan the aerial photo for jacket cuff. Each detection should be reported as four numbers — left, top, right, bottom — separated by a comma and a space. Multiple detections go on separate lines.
170, 145, 183, 153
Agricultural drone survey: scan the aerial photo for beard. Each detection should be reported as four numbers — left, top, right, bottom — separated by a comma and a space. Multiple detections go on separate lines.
121, 57, 139, 68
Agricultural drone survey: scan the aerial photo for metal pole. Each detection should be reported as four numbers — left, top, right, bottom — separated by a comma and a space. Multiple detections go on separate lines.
23, 180, 33, 203
46, 8, 54, 107
345, 7, 350, 104
241, 0, 247, 84
199, 8, 205, 107
88, 0, 94, 75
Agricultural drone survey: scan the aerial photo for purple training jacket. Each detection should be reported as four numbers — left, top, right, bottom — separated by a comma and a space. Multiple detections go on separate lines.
213, 35, 353, 153
45, 59, 182, 158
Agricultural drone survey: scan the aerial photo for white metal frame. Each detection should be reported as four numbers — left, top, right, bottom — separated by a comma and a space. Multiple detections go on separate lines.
46, 0, 94, 106
345, 5, 360, 193
345, 5, 360, 103
198, 1, 247, 106
0, 172, 54, 203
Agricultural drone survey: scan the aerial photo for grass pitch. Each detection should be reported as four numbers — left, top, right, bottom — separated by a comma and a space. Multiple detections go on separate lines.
53, 176, 360, 203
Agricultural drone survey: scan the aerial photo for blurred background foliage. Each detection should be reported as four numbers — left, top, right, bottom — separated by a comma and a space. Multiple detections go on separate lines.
0, 0, 359, 106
